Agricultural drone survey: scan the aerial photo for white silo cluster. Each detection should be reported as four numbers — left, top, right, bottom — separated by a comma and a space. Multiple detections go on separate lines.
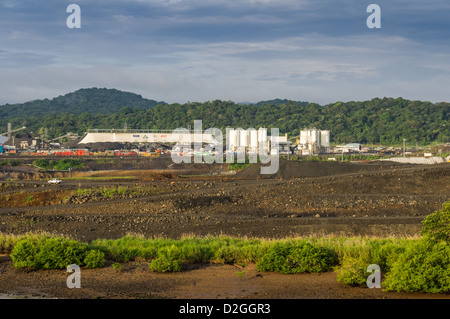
298, 128, 330, 155
227, 128, 271, 154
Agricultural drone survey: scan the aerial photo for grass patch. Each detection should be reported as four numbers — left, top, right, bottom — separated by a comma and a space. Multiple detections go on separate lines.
32, 158, 84, 171
0, 160, 23, 167
3, 233, 415, 277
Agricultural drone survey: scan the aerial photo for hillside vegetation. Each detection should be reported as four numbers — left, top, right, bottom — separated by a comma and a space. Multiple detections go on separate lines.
0, 88, 448, 145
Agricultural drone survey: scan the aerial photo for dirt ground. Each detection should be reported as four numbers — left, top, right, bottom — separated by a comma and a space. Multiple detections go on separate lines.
0, 257, 448, 300
0, 157, 449, 301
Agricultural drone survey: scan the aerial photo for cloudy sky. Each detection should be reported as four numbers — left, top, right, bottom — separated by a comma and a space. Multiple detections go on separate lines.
1, 0, 450, 105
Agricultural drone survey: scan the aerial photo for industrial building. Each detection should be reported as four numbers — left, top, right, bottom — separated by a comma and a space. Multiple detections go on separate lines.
78, 129, 219, 145
333, 143, 361, 153
79, 127, 292, 156
296, 128, 330, 155
3, 131, 39, 149
226, 128, 291, 155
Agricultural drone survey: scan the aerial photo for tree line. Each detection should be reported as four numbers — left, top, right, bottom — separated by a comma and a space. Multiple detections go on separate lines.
1, 89, 448, 145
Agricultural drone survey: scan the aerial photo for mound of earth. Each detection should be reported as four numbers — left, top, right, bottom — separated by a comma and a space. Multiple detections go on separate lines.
238, 158, 411, 179
78, 142, 129, 150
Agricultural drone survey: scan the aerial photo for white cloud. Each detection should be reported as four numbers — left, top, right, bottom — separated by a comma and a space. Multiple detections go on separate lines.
1, 0, 450, 105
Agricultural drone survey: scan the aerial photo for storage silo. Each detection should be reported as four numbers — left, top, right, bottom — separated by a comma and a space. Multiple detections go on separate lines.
258, 128, 268, 154
249, 129, 258, 153
240, 129, 249, 148
299, 129, 308, 145
320, 130, 330, 148
258, 128, 267, 143
229, 129, 238, 152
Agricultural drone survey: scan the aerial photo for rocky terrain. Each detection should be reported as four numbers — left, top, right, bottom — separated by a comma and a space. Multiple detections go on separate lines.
0, 157, 448, 299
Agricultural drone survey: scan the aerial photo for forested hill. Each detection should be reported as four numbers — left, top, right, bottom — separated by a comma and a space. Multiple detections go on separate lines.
0, 88, 164, 118
0, 89, 449, 145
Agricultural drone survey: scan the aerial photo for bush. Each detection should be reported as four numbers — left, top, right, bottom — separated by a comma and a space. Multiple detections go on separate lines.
421, 201, 450, 242
112, 262, 122, 271
53, 159, 84, 171
149, 245, 183, 272
214, 246, 235, 264
335, 255, 369, 287
383, 239, 450, 293
84, 249, 105, 268
367, 240, 407, 272
11, 236, 104, 269
256, 241, 335, 274
107, 247, 141, 262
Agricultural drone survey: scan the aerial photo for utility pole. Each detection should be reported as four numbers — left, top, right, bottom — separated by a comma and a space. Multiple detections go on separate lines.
403, 139, 407, 157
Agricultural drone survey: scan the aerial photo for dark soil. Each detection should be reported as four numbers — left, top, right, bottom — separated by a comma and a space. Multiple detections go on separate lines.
238, 158, 413, 178
0, 258, 448, 300
0, 159, 449, 300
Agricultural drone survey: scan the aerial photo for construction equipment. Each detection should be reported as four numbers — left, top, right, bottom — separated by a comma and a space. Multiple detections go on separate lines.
0, 123, 26, 138
49, 132, 79, 143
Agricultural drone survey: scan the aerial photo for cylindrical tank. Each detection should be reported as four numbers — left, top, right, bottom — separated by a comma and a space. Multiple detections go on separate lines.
240, 130, 249, 148
258, 128, 268, 154
229, 129, 238, 151
320, 130, 330, 147
249, 129, 258, 149
258, 128, 267, 142
300, 129, 307, 145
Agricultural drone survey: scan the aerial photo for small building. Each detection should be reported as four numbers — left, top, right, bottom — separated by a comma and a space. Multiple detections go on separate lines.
4, 131, 40, 150
297, 128, 330, 155
333, 143, 361, 153
0, 136, 8, 154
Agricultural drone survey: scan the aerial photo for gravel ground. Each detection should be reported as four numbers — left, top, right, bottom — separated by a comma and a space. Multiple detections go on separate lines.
0, 159, 448, 300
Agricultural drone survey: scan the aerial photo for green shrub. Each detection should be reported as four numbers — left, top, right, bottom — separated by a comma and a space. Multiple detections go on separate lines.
84, 249, 105, 268
256, 241, 335, 274
214, 246, 235, 264
32, 159, 52, 169
33, 159, 84, 171
108, 247, 141, 262
112, 262, 122, 271
149, 245, 183, 272
421, 201, 450, 242
335, 255, 369, 287
54, 159, 84, 171
367, 240, 407, 272
10, 237, 43, 269
383, 239, 450, 293
10, 236, 104, 270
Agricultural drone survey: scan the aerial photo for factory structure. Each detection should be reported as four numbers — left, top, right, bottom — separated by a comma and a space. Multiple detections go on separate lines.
0, 123, 348, 157
296, 128, 331, 155
78, 127, 292, 156
226, 128, 291, 155
2, 121, 440, 159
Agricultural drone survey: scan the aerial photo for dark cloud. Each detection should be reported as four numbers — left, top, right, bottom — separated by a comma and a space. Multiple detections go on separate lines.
0, 0, 449, 104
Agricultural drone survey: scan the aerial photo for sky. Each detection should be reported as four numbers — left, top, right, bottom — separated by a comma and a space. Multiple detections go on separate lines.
1, 0, 450, 105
